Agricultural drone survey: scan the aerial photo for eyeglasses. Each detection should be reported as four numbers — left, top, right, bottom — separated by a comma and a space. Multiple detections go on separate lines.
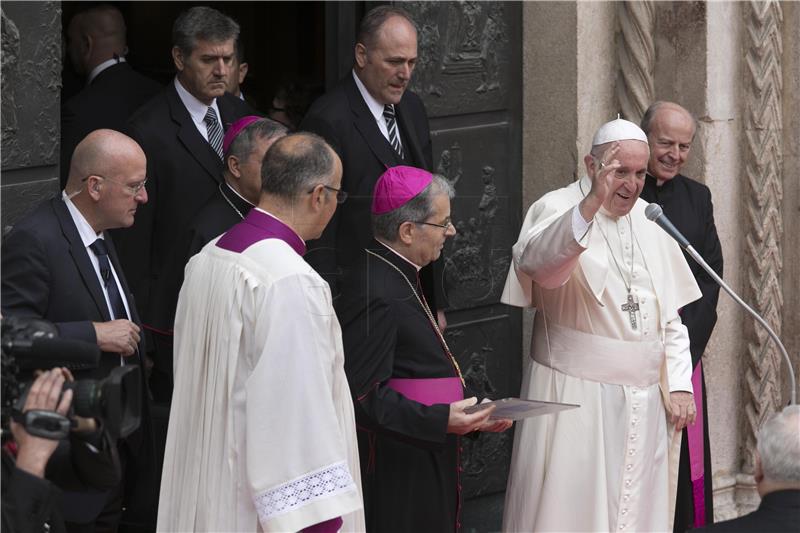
83, 174, 148, 195
414, 217, 453, 231
309, 184, 348, 204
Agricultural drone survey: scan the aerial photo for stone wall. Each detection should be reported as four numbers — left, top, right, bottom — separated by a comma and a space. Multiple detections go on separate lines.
1, 1, 61, 232
520, 0, 799, 523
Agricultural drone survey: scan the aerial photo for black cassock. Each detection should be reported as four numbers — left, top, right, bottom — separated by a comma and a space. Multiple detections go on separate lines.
641, 173, 724, 531
336, 241, 471, 533
147, 183, 253, 402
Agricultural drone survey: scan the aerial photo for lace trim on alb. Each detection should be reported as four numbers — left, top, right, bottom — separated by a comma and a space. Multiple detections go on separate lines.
254, 461, 355, 522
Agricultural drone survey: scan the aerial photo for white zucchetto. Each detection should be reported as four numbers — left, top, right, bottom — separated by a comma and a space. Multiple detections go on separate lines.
592, 118, 649, 146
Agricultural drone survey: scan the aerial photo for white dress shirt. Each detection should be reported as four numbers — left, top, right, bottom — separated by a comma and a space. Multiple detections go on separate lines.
174, 77, 222, 142
62, 193, 132, 365
352, 70, 403, 152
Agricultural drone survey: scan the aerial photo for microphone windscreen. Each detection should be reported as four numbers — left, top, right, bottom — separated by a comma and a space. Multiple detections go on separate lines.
645, 203, 663, 221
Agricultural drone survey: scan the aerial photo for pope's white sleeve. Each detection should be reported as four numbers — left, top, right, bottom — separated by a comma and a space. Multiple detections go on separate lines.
664, 314, 693, 393
513, 206, 589, 289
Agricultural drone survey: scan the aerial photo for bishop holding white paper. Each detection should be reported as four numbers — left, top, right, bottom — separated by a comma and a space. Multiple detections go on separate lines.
501, 118, 702, 532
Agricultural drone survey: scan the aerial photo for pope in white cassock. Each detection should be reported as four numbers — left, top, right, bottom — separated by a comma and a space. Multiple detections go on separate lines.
502, 119, 702, 532
157, 133, 364, 532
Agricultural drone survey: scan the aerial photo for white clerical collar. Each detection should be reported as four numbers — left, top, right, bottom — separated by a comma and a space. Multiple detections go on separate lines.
352, 70, 386, 124
174, 76, 222, 135
253, 207, 305, 242
225, 181, 254, 207
376, 239, 422, 271
61, 191, 101, 246
87, 56, 125, 84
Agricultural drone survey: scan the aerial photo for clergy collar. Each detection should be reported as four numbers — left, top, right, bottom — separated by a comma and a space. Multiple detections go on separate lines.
221, 181, 255, 215
352, 69, 386, 124
372, 239, 421, 278
216, 208, 306, 256
645, 172, 682, 189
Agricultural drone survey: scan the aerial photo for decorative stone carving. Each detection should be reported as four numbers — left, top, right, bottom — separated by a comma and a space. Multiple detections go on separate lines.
444, 161, 510, 309
437, 142, 463, 189
1, 9, 21, 161
741, 0, 784, 475
446, 320, 518, 498
405, 1, 510, 117
615, 1, 655, 123
0, 2, 61, 171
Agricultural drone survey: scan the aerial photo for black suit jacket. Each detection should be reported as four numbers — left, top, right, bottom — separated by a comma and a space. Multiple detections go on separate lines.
1, 196, 152, 523
689, 490, 800, 533
300, 74, 440, 304
60, 62, 162, 188
2, 197, 145, 378
112, 81, 254, 323
151, 182, 253, 334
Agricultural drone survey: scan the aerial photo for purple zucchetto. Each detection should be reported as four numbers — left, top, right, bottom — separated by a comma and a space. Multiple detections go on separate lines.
223, 115, 261, 155
371, 166, 433, 215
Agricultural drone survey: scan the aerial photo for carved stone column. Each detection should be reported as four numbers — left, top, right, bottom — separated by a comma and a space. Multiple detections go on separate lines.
741, 0, 784, 477
616, 1, 655, 123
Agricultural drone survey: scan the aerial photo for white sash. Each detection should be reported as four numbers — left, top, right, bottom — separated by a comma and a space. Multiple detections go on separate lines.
532, 318, 663, 388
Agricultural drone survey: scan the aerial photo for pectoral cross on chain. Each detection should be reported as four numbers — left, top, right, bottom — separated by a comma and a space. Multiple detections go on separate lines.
621, 292, 640, 330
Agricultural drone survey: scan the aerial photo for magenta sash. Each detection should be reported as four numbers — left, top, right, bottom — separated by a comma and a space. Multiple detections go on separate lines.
386, 377, 464, 406
688, 362, 707, 526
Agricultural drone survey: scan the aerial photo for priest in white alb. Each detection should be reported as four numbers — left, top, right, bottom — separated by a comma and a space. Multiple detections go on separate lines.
502, 119, 701, 532
157, 132, 364, 532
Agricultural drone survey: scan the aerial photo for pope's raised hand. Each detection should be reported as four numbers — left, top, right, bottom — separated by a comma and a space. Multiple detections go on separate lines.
580, 142, 621, 221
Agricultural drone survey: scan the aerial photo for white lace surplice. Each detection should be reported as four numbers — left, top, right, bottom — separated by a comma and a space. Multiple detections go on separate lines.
157, 238, 364, 532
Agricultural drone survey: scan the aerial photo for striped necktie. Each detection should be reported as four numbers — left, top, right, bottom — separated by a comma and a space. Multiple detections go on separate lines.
383, 104, 404, 159
204, 106, 224, 160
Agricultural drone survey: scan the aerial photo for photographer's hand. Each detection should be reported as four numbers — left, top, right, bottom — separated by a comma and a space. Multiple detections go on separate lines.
11, 368, 73, 478
93, 319, 140, 356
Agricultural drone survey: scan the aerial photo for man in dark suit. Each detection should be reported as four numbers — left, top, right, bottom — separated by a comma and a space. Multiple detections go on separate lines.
112, 6, 254, 399
639, 102, 724, 532
2, 129, 152, 532
61, 4, 162, 189
147, 116, 287, 397
690, 406, 800, 533
300, 6, 447, 326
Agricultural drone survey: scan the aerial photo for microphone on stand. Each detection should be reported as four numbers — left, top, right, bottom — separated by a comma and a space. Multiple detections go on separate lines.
644, 203, 796, 405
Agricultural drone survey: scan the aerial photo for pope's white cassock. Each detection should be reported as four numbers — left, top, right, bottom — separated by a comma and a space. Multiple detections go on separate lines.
501, 175, 701, 532
157, 209, 364, 532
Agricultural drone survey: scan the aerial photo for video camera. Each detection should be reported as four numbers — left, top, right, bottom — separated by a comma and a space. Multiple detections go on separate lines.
1, 316, 141, 441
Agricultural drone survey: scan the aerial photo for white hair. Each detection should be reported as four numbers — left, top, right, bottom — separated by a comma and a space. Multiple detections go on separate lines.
757, 405, 800, 483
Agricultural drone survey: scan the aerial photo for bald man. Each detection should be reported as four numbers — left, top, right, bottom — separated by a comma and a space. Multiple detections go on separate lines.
61, 3, 161, 188
2, 129, 154, 530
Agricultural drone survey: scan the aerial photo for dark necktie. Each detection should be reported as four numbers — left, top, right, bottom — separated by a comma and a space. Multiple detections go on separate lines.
383, 104, 404, 159
204, 106, 224, 160
89, 238, 129, 321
